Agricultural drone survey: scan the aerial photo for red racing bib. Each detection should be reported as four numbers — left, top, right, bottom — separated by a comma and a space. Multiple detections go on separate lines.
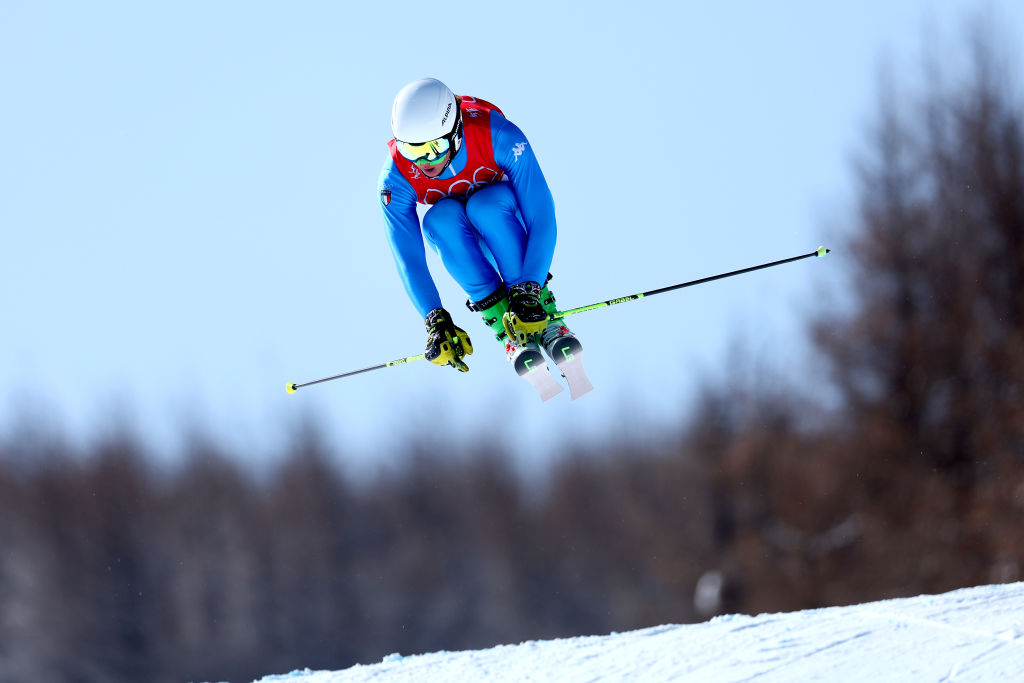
387, 96, 506, 205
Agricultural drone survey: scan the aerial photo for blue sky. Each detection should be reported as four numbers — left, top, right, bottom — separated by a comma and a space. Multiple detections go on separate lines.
3, 1, 1020, 472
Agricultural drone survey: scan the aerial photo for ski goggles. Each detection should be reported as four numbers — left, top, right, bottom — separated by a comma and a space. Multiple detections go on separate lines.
395, 137, 451, 166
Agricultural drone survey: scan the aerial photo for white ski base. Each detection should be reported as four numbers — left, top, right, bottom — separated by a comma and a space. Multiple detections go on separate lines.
558, 354, 593, 400
511, 345, 564, 402
521, 364, 564, 402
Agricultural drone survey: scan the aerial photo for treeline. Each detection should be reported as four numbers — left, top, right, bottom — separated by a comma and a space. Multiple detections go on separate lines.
0, 431, 717, 682
3, 22, 1024, 683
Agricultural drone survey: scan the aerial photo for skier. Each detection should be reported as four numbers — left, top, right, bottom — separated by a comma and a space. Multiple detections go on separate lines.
378, 78, 589, 399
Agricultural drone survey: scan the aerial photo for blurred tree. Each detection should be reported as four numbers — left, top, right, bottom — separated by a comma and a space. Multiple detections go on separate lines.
812, 21, 1024, 593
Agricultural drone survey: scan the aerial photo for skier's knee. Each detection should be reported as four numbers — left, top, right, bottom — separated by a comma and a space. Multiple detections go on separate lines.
466, 182, 517, 224
422, 198, 467, 244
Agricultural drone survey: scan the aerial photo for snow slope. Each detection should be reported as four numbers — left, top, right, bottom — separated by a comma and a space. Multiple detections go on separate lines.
255, 582, 1024, 682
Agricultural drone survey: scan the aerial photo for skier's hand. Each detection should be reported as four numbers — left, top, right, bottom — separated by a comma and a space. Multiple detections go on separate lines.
424, 308, 473, 372
502, 281, 549, 343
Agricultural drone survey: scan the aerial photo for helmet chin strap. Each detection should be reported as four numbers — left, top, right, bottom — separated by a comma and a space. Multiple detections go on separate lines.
433, 154, 454, 176
437, 114, 464, 175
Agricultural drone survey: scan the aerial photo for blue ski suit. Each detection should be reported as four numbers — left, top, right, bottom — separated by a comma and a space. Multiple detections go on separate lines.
378, 98, 557, 318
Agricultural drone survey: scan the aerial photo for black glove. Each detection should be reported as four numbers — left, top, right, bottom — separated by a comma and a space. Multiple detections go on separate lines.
424, 308, 473, 372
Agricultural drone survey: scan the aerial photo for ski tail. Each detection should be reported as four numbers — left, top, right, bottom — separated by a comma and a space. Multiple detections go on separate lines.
511, 343, 563, 402
544, 335, 593, 400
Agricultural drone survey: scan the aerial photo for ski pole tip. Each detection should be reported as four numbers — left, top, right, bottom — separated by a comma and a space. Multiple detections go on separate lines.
816, 246, 830, 257
286, 382, 297, 394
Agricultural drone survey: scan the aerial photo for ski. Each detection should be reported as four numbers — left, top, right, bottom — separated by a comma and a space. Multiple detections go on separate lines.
511, 344, 564, 402
543, 334, 593, 400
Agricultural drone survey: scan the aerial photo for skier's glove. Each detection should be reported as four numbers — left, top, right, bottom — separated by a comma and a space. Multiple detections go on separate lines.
424, 308, 473, 372
502, 281, 549, 344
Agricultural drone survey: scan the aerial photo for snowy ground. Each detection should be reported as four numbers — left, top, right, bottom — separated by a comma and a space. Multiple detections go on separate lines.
255, 582, 1024, 682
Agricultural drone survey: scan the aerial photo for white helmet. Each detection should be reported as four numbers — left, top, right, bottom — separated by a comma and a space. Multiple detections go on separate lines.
391, 78, 461, 145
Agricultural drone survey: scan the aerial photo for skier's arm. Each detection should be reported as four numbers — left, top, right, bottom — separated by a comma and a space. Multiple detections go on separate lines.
378, 163, 443, 318
493, 116, 557, 286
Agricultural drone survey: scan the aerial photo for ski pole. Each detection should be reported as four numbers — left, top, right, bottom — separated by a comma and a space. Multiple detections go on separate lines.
286, 246, 830, 393
552, 246, 830, 319
286, 353, 425, 393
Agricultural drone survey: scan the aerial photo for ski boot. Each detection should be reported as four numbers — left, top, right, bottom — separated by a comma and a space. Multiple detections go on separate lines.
467, 285, 563, 401
502, 281, 550, 344
538, 283, 593, 400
